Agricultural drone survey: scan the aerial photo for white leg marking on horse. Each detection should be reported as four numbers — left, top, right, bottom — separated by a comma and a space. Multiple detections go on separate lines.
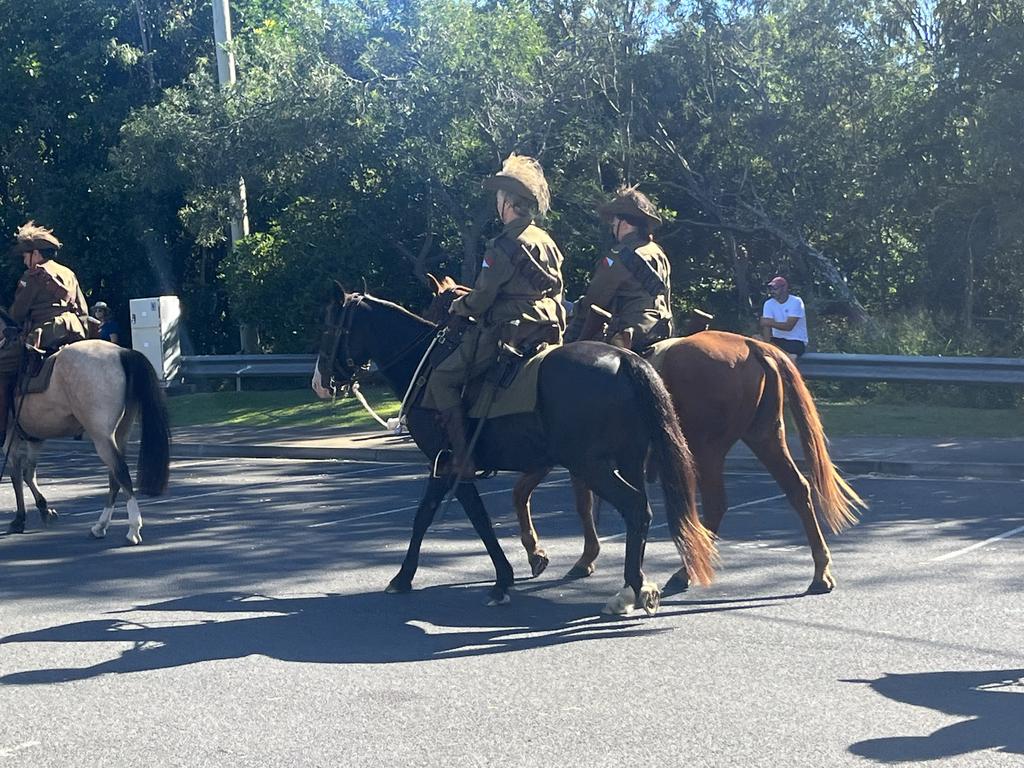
126, 497, 143, 545
601, 585, 636, 616
91, 506, 114, 538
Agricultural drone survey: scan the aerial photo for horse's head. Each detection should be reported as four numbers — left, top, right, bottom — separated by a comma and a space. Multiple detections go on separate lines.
312, 281, 371, 400
421, 273, 470, 324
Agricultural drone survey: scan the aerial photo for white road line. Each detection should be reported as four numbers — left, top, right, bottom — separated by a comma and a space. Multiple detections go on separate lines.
599, 491, 790, 542
727, 492, 788, 510
927, 523, 1024, 562
852, 474, 1024, 485
0, 741, 40, 758
308, 477, 572, 528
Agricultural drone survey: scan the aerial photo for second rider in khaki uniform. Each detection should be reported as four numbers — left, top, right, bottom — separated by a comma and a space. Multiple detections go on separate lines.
567, 186, 673, 352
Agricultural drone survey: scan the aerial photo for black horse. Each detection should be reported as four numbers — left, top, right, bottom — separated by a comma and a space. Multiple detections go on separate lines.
315, 285, 716, 614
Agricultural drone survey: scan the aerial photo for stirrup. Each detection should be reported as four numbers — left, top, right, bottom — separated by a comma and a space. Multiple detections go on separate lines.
431, 448, 453, 479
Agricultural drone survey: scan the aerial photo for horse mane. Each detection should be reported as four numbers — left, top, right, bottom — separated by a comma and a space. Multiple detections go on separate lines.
360, 293, 436, 328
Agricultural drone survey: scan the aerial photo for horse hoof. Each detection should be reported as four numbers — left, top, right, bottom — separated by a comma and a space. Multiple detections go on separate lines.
40, 508, 58, 528
601, 585, 636, 616
662, 569, 690, 597
806, 578, 835, 595
7, 520, 25, 535
125, 532, 143, 545
89, 526, 107, 539
528, 552, 549, 578
385, 577, 412, 594
485, 587, 511, 607
565, 562, 595, 580
637, 582, 661, 616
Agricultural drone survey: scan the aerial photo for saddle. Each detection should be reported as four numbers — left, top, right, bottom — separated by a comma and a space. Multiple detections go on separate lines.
417, 322, 560, 419
19, 348, 61, 395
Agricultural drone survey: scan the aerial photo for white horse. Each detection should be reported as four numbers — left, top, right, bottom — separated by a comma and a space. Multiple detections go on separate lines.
5, 340, 170, 544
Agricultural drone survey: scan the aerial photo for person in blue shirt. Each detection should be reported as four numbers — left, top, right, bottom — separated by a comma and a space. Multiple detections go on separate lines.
93, 301, 124, 346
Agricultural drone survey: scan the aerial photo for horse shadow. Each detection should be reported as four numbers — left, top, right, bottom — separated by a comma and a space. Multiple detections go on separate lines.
846, 668, 1024, 762
0, 586, 780, 685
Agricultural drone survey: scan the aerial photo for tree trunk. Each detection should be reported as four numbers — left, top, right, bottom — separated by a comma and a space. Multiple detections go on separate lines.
460, 201, 493, 286
964, 207, 986, 334
724, 232, 752, 319
651, 124, 872, 324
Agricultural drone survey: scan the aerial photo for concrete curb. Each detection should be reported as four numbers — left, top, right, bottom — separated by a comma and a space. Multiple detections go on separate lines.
171, 441, 423, 463
168, 442, 1024, 481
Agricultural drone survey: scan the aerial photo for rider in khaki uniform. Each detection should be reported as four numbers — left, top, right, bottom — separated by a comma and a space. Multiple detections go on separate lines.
0, 222, 89, 437
428, 154, 565, 477
566, 186, 673, 351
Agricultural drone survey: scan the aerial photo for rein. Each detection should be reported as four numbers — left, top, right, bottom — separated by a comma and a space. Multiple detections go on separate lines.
322, 294, 439, 432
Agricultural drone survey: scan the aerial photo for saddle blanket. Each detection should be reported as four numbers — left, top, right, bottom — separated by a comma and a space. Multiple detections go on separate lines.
469, 343, 558, 418
420, 343, 558, 419
23, 353, 60, 395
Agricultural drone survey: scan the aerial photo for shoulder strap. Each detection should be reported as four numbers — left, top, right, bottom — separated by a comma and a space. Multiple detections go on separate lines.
618, 247, 667, 297
494, 236, 560, 295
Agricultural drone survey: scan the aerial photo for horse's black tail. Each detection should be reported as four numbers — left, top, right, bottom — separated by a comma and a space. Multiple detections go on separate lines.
119, 349, 170, 496
620, 354, 717, 586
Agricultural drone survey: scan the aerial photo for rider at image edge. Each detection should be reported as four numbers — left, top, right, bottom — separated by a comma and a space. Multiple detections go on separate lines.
0, 221, 89, 439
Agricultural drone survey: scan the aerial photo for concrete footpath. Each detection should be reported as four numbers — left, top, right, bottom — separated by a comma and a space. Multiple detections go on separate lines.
165, 424, 1024, 481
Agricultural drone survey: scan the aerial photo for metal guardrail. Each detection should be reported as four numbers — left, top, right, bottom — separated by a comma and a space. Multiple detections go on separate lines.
181, 354, 316, 391
180, 351, 1024, 390
798, 353, 1024, 385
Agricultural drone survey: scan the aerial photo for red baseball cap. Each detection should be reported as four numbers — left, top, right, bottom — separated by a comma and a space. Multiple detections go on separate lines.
767, 276, 788, 289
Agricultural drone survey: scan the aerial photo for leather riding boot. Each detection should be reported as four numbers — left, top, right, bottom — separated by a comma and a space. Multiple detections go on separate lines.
439, 406, 476, 479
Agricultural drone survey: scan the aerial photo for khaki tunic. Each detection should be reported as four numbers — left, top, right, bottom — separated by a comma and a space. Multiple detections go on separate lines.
427, 216, 565, 411
568, 233, 672, 348
0, 260, 88, 375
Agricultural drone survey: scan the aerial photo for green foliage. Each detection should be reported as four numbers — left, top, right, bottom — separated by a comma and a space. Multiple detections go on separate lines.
2, 0, 1022, 356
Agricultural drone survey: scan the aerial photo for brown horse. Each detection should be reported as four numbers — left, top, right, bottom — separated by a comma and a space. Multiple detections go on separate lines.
424, 275, 865, 595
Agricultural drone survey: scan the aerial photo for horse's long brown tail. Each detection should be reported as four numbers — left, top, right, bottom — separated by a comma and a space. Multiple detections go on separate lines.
621, 354, 717, 586
754, 342, 866, 532
119, 349, 171, 496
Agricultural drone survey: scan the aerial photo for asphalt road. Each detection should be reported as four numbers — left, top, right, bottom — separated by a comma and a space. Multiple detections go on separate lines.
1, 450, 1021, 767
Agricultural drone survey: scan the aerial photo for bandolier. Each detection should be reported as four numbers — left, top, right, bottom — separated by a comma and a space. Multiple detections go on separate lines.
427, 154, 565, 477
0, 222, 89, 437
567, 186, 673, 352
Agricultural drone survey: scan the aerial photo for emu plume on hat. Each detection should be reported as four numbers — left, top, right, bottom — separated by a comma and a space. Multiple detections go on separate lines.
482, 153, 551, 216
597, 185, 663, 228
12, 221, 61, 255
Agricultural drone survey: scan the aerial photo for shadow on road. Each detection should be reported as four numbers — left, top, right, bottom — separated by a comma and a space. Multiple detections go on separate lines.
0, 588, 782, 684
846, 668, 1024, 762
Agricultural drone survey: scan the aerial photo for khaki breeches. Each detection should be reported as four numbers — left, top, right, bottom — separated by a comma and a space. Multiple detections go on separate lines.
425, 325, 499, 411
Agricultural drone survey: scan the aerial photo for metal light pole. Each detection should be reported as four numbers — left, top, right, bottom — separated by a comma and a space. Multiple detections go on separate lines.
212, 0, 258, 352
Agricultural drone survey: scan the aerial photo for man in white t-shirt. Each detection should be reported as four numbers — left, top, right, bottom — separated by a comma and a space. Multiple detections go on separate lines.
760, 276, 808, 359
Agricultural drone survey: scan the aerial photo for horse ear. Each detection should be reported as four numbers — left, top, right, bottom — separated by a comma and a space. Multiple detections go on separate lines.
331, 280, 345, 304
425, 273, 442, 295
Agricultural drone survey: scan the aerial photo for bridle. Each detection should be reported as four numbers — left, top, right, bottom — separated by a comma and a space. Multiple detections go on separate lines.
321, 293, 365, 394
321, 293, 438, 397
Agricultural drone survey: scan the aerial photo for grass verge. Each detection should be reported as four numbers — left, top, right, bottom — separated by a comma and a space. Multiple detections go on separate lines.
167, 389, 1024, 438
167, 387, 400, 431
814, 401, 1024, 438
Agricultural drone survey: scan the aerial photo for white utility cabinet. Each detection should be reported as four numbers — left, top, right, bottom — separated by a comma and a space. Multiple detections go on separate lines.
129, 296, 182, 383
